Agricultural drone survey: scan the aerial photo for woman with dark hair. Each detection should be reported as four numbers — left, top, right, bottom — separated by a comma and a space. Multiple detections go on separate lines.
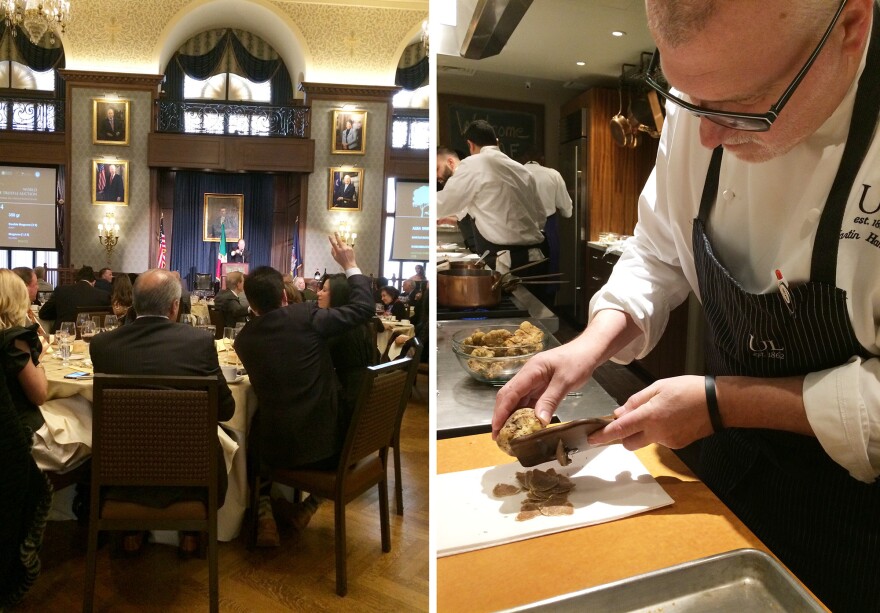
318, 274, 379, 431
110, 274, 135, 324
380, 285, 407, 320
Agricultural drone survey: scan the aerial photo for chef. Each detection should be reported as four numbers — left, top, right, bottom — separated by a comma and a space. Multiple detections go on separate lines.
494, 1, 880, 611
436, 120, 547, 273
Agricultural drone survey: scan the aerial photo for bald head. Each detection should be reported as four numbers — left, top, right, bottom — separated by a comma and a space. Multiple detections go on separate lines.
133, 269, 182, 318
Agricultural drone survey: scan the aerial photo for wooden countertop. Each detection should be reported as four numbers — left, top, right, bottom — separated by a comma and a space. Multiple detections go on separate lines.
436, 434, 774, 612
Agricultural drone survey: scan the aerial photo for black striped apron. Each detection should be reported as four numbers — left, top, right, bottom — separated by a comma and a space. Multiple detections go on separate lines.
691, 12, 880, 609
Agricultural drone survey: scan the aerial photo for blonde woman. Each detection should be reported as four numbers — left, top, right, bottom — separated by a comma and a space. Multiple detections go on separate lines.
0, 268, 51, 607
0, 269, 47, 432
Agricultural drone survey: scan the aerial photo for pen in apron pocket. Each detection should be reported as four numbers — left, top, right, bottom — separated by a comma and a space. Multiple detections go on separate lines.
774, 269, 796, 315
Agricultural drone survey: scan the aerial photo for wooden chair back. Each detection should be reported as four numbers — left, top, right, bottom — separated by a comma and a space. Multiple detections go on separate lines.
83, 374, 220, 612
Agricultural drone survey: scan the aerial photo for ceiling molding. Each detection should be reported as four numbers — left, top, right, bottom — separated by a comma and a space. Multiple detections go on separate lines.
59, 70, 165, 91
299, 81, 401, 102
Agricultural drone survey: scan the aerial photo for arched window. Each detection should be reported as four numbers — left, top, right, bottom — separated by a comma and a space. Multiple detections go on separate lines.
161, 28, 293, 136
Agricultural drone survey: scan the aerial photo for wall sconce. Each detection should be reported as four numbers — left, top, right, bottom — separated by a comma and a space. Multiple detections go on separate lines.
98, 210, 120, 263
337, 218, 357, 247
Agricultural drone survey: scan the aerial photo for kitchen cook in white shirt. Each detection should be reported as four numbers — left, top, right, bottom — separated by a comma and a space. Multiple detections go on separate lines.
524, 161, 573, 220
593, 39, 880, 482
437, 145, 546, 271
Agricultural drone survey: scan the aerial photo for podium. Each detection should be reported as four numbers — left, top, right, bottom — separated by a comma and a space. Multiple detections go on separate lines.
220, 263, 248, 289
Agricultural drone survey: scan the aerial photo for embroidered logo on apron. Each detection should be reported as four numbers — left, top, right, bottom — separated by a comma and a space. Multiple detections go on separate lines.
747, 334, 785, 360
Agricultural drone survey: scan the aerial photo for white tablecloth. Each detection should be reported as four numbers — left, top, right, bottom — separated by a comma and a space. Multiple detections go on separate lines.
38, 348, 258, 541
376, 321, 416, 361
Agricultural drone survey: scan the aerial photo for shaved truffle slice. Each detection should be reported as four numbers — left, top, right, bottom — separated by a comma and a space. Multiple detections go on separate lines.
492, 483, 521, 497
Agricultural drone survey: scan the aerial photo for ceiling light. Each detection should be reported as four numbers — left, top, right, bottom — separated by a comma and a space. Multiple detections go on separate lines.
576, 61, 585, 66
611, 31, 626, 37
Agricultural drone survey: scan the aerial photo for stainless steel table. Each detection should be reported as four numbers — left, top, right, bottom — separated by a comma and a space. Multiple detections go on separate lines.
436, 319, 619, 438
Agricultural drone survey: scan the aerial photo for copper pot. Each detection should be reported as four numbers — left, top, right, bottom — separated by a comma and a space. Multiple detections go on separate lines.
437, 268, 503, 308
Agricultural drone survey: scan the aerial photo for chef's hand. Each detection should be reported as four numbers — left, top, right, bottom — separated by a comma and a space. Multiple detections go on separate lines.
492, 341, 596, 439
588, 375, 714, 450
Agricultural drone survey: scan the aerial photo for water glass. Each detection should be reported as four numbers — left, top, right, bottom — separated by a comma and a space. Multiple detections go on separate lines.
59, 339, 72, 365
104, 314, 119, 331
180, 314, 194, 326
204, 325, 216, 339
222, 327, 236, 352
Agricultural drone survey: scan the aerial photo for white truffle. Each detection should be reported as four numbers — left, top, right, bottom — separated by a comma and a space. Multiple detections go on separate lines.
497, 408, 545, 456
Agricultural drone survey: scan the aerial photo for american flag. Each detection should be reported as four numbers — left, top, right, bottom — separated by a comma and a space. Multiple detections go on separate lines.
156, 214, 167, 268
290, 216, 302, 276
96, 163, 106, 193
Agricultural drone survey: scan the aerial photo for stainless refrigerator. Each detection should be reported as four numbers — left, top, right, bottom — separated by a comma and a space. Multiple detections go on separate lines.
557, 108, 589, 327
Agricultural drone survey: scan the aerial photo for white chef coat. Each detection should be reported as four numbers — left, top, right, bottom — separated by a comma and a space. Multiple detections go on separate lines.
437, 146, 546, 247
591, 39, 880, 482
524, 161, 573, 219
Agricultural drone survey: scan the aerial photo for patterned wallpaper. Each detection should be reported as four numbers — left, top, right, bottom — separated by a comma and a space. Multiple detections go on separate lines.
69, 88, 152, 274
61, 0, 427, 81
304, 100, 388, 277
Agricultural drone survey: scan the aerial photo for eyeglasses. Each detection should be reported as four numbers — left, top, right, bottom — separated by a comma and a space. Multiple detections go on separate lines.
644, 0, 848, 132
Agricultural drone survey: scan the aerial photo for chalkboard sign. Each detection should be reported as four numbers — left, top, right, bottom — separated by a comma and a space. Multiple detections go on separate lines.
439, 94, 544, 163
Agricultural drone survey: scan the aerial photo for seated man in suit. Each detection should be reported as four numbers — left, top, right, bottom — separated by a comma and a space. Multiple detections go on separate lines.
94, 268, 113, 292
38, 265, 111, 333
234, 233, 374, 547
90, 268, 235, 556
213, 271, 250, 328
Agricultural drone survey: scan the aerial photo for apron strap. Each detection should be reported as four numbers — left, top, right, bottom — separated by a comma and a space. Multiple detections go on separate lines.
697, 146, 724, 223
811, 2, 880, 284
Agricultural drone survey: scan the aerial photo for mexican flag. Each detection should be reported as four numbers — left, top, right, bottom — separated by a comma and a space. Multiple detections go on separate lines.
215, 221, 227, 280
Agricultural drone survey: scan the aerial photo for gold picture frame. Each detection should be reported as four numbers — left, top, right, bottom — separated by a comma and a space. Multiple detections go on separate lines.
91, 159, 129, 205
328, 167, 363, 211
92, 98, 130, 145
331, 109, 366, 154
203, 193, 244, 242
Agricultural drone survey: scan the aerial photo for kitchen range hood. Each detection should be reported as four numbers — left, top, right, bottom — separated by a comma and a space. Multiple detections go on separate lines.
459, 0, 534, 60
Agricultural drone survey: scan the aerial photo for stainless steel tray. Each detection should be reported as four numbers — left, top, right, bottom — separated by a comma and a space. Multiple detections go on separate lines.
502, 549, 824, 612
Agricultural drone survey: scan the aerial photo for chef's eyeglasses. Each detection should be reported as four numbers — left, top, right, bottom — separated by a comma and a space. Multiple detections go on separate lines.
644, 0, 848, 132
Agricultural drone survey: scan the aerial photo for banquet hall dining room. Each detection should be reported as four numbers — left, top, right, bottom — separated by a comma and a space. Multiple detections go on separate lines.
0, 0, 430, 610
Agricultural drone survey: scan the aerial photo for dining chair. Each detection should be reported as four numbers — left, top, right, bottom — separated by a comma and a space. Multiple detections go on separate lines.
250, 357, 415, 596
83, 374, 220, 613
390, 337, 422, 516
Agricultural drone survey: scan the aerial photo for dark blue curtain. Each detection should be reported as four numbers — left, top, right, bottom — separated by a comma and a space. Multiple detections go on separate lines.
169, 172, 274, 289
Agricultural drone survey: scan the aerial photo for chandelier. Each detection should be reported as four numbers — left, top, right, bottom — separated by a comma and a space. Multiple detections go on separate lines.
1, 0, 71, 45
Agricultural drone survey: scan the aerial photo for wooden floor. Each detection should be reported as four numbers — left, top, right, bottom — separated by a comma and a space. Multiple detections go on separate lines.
16, 375, 430, 613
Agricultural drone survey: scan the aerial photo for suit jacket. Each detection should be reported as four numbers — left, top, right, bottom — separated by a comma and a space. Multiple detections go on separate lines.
333, 182, 357, 207
233, 274, 374, 468
342, 127, 360, 150
228, 248, 249, 263
99, 116, 123, 141
213, 289, 249, 328
210, 216, 239, 240
98, 173, 124, 202
95, 279, 112, 293
90, 317, 235, 506
38, 281, 110, 333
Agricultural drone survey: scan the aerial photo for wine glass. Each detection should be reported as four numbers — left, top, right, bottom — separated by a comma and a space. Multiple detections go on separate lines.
104, 314, 119, 331
180, 314, 194, 326
76, 313, 89, 339
58, 321, 76, 341
91, 316, 103, 332
222, 327, 236, 358
81, 320, 97, 344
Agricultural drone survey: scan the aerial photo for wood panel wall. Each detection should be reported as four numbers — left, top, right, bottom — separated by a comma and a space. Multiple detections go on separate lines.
562, 88, 658, 241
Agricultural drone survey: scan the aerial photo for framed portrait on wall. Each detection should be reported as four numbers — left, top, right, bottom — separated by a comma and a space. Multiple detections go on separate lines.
203, 193, 244, 242
91, 159, 129, 205
328, 167, 363, 211
92, 98, 130, 145
331, 109, 366, 154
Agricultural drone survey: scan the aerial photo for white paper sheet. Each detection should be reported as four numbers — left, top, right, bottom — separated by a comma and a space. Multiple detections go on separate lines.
436, 445, 674, 557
